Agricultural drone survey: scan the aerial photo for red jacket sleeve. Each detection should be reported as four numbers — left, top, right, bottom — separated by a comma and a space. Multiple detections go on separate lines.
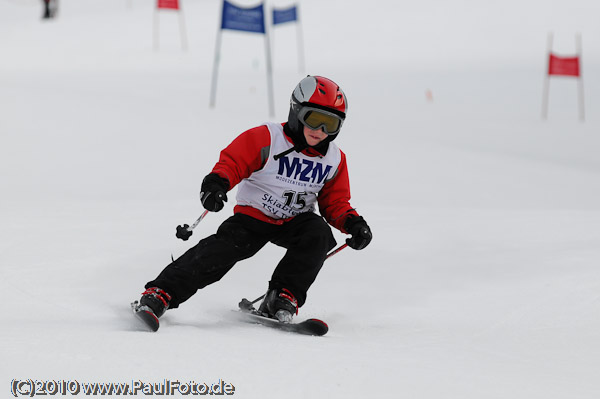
211, 125, 271, 189
317, 151, 359, 233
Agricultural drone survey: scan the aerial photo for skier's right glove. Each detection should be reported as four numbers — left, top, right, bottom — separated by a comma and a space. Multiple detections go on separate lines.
344, 215, 372, 250
200, 173, 229, 212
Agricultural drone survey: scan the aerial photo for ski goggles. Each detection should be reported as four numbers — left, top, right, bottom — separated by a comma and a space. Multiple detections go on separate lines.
297, 106, 345, 135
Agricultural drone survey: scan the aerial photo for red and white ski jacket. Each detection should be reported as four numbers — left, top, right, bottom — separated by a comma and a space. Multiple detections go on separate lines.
211, 122, 359, 233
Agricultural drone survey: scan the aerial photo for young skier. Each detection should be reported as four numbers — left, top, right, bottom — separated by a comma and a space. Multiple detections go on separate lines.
134, 75, 372, 329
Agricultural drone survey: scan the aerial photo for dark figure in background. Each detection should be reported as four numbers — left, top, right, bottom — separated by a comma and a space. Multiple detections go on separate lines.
42, 0, 57, 19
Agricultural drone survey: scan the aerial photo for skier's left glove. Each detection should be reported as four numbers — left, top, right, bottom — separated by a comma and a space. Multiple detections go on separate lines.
200, 173, 229, 212
344, 215, 372, 250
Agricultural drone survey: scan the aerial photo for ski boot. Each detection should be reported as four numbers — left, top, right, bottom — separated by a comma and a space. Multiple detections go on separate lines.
258, 288, 298, 323
131, 287, 172, 331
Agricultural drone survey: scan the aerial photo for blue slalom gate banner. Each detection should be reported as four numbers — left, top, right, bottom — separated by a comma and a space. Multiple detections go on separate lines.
221, 0, 265, 34
272, 6, 297, 25
211, 1, 274, 116
270, 4, 304, 73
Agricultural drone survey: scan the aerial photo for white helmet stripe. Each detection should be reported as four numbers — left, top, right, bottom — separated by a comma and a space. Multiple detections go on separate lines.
292, 76, 317, 103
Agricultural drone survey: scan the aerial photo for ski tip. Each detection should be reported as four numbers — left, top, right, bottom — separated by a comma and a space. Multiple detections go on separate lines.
136, 309, 160, 332
305, 318, 329, 336
132, 301, 160, 332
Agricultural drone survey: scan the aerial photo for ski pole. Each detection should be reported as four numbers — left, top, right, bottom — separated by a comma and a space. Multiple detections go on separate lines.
238, 243, 349, 310
326, 243, 348, 259
176, 192, 227, 240
238, 294, 266, 311
175, 209, 209, 241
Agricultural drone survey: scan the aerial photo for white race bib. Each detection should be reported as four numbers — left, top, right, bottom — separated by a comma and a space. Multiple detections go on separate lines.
236, 123, 342, 219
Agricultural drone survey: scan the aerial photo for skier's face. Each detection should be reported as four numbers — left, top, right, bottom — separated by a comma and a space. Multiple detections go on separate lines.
303, 125, 328, 146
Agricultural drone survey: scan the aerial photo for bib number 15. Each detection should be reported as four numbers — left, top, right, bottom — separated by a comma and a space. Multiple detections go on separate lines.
282, 190, 307, 209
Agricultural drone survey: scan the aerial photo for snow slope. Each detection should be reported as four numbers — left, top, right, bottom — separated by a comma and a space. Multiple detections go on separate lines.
2, 1, 600, 398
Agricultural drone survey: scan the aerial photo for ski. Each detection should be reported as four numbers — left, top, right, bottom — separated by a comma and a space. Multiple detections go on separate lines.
130, 298, 329, 335
236, 298, 328, 336
131, 301, 160, 332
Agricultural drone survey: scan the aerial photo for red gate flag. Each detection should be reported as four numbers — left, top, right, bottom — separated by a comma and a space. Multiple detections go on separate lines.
158, 0, 179, 10
548, 54, 580, 77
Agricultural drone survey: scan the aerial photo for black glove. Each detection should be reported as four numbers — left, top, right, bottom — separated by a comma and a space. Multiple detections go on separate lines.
344, 215, 372, 250
200, 173, 229, 212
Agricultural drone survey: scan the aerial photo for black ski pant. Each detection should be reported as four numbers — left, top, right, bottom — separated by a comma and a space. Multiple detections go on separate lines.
145, 212, 336, 309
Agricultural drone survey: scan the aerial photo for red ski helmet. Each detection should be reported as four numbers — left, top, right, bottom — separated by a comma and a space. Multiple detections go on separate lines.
288, 76, 348, 137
